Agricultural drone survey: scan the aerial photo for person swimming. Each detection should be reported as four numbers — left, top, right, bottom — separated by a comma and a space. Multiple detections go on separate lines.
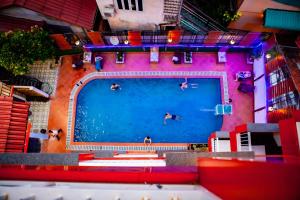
111, 83, 121, 90
179, 78, 198, 90
164, 112, 180, 124
179, 78, 188, 90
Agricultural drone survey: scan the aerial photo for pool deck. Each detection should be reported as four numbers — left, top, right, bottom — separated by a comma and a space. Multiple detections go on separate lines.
44, 52, 253, 153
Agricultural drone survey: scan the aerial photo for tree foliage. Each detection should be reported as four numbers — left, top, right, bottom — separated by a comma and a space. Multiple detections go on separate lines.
0, 26, 55, 75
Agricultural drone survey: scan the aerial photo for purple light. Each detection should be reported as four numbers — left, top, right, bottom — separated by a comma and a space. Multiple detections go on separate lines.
84, 43, 253, 49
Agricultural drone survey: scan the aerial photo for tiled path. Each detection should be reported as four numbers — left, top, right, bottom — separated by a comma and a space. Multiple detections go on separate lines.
45, 52, 253, 153
27, 60, 58, 132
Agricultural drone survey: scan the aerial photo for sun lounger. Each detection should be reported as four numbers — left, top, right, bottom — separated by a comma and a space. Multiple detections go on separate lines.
215, 104, 233, 115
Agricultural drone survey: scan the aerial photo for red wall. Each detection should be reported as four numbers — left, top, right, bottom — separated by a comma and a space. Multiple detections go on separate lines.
198, 158, 300, 200
0, 165, 198, 184
279, 118, 300, 156
229, 131, 237, 152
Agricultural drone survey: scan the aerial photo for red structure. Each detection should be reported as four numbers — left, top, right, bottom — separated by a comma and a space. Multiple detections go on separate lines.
0, 0, 97, 29
0, 96, 30, 153
50, 34, 72, 50
167, 30, 181, 44
0, 14, 44, 32
87, 32, 105, 45
279, 111, 300, 156
198, 157, 300, 200
128, 31, 142, 46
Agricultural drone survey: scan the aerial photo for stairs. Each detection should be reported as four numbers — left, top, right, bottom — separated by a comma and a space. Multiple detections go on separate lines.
0, 96, 30, 153
163, 0, 182, 22
180, 1, 227, 34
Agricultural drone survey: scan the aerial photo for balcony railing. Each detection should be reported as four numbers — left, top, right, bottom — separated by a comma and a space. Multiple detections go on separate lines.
100, 30, 254, 46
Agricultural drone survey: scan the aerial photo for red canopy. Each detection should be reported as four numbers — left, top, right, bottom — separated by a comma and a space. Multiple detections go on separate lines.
128, 31, 142, 46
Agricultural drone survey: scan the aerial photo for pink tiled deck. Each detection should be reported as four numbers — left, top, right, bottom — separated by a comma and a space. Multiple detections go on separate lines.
45, 52, 253, 153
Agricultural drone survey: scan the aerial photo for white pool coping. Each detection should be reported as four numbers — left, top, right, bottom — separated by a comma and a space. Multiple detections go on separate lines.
66, 71, 229, 151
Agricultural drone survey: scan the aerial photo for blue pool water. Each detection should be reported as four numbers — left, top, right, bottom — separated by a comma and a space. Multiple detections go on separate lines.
74, 78, 222, 143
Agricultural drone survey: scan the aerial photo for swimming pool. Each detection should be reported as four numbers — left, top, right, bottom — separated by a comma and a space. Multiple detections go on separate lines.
74, 77, 222, 143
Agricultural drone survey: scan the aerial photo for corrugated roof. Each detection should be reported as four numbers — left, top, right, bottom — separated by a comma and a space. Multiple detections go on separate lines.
0, 0, 97, 29
0, 96, 30, 153
0, 15, 44, 32
264, 8, 300, 31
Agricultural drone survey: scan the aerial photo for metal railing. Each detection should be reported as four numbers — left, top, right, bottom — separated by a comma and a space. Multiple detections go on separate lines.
100, 30, 253, 46
180, 1, 227, 34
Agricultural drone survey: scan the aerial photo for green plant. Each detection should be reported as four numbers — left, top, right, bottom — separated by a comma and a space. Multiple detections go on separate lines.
223, 11, 242, 23
0, 26, 55, 75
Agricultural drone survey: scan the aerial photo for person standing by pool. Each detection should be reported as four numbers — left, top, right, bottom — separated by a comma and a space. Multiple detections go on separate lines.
164, 112, 181, 124
111, 83, 121, 91
144, 136, 152, 146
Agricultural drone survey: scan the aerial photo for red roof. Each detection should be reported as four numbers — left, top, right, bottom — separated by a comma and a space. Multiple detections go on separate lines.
0, 15, 44, 32
0, 96, 30, 153
0, 0, 97, 29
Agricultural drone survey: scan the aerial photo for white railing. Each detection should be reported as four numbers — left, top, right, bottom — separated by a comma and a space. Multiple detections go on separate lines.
237, 132, 252, 152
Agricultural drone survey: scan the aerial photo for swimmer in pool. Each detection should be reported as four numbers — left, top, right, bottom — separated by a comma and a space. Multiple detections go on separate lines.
144, 136, 152, 146
179, 78, 188, 90
164, 112, 181, 124
111, 83, 121, 91
179, 78, 198, 90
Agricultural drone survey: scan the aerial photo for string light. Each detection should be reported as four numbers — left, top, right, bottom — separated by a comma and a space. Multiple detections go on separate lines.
75, 40, 80, 46
265, 53, 271, 59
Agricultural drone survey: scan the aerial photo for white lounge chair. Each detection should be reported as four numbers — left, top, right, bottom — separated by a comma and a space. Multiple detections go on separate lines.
215, 104, 233, 115
150, 47, 159, 63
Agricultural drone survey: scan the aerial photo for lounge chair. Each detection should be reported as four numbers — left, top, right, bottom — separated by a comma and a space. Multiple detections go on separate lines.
150, 47, 159, 63
215, 104, 233, 115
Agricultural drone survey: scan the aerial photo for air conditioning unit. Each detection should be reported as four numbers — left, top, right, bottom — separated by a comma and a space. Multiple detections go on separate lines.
103, 6, 115, 18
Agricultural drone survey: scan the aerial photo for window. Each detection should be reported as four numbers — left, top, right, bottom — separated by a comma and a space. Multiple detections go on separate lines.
269, 91, 299, 109
124, 0, 129, 10
137, 0, 143, 11
131, 0, 136, 10
268, 67, 287, 87
116, 0, 123, 9
117, 0, 142, 11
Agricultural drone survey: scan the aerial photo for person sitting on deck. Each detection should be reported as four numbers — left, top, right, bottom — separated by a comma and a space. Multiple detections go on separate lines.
48, 129, 63, 141
164, 112, 181, 124
144, 136, 152, 146
111, 83, 121, 91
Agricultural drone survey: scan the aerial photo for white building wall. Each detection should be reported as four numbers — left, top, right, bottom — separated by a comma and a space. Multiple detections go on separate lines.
254, 108, 267, 123
96, 0, 165, 30
253, 55, 267, 123
215, 140, 231, 152
253, 54, 265, 79
0, 181, 220, 200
